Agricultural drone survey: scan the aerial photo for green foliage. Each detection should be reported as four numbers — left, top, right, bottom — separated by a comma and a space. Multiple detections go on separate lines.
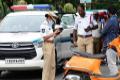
0, 0, 4, 18
17, 0, 27, 5
63, 2, 76, 13
113, 2, 120, 17
31, 0, 52, 4
51, 5, 56, 11
0, 0, 11, 17
91, 2, 120, 17
25, 0, 33, 4
91, 2, 120, 11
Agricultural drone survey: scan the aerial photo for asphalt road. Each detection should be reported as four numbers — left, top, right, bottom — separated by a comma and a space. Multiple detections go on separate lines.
0, 69, 64, 80
0, 65, 115, 80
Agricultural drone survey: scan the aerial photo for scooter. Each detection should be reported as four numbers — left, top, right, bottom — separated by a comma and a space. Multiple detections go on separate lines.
63, 46, 120, 80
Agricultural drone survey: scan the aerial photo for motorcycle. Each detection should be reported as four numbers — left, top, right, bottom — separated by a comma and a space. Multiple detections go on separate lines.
63, 46, 120, 80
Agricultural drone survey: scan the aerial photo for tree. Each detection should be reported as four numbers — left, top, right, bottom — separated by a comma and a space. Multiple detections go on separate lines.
4, 0, 13, 11
0, 0, 6, 17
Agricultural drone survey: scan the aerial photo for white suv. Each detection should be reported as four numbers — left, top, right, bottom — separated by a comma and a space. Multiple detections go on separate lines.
0, 11, 49, 70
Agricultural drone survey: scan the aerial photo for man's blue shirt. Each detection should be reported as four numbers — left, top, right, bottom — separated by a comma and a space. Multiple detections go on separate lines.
101, 15, 119, 48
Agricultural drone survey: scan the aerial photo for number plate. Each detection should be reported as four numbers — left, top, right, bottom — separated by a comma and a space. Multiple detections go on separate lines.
5, 58, 25, 64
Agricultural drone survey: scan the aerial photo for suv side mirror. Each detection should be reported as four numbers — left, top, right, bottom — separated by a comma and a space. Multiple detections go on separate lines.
70, 33, 73, 43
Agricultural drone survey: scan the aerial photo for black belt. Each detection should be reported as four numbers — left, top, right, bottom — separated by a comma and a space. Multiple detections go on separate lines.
78, 34, 92, 38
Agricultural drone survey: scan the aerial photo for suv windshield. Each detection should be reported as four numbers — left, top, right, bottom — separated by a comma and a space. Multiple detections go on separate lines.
0, 15, 45, 32
61, 14, 75, 28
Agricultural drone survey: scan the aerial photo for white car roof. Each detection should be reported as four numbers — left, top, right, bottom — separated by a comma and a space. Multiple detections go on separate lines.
62, 14, 74, 16
75, 9, 107, 15
7, 11, 49, 16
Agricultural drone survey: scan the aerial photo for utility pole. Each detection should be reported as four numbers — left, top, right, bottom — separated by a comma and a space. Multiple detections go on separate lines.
84, 1, 86, 10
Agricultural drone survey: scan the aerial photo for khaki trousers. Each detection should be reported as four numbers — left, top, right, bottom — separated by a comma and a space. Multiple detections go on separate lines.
77, 36, 93, 54
93, 38, 102, 53
42, 42, 56, 80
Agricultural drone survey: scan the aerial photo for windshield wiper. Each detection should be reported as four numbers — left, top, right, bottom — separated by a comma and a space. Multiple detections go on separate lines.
0, 31, 40, 33
10, 31, 22, 33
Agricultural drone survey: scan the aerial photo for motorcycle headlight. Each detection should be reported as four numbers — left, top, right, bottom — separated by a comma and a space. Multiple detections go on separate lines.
65, 74, 80, 80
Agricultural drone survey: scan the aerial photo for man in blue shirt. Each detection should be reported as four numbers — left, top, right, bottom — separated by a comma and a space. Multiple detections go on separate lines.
101, 6, 119, 53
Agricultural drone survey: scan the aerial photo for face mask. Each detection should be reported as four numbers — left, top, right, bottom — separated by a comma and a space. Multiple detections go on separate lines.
48, 20, 54, 27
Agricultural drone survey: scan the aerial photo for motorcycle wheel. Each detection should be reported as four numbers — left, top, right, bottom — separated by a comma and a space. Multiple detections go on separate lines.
64, 70, 91, 80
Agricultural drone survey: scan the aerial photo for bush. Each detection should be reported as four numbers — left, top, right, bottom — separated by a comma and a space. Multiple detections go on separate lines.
63, 2, 76, 13
17, 0, 27, 5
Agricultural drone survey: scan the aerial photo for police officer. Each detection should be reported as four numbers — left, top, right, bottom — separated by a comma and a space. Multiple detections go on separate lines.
40, 12, 61, 80
73, 4, 98, 54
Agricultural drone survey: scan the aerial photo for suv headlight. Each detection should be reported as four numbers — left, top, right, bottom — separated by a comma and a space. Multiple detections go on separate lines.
32, 38, 44, 48
65, 74, 80, 80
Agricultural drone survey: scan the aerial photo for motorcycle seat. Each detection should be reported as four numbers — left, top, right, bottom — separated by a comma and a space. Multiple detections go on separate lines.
73, 51, 106, 59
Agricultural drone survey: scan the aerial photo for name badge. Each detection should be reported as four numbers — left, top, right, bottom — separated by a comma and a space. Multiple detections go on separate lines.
42, 29, 45, 33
